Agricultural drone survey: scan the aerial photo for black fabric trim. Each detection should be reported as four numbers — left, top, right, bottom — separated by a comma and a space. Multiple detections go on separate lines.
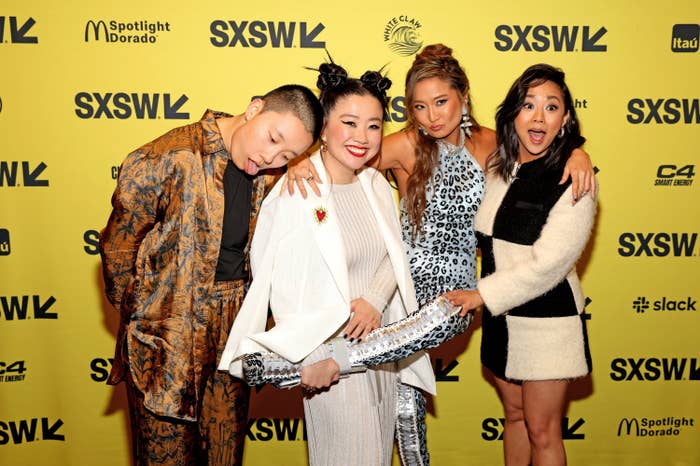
507, 280, 579, 318
481, 310, 508, 380
493, 157, 571, 246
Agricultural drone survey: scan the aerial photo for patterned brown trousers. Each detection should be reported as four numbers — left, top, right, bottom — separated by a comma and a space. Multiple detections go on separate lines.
126, 281, 250, 466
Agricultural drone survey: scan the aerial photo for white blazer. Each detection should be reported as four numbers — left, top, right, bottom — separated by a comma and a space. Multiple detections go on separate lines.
218, 152, 436, 395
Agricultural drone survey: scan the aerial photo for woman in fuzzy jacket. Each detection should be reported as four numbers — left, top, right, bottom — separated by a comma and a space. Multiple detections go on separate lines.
446, 64, 597, 466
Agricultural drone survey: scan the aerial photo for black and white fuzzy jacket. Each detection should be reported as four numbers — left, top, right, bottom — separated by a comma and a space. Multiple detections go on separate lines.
475, 155, 597, 381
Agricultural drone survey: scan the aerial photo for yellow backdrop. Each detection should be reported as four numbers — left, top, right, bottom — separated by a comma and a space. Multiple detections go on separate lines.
1, 1, 698, 465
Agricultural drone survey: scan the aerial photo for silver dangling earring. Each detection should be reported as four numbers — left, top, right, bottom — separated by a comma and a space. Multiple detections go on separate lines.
559, 126, 566, 138
461, 100, 473, 138
418, 126, 428, 137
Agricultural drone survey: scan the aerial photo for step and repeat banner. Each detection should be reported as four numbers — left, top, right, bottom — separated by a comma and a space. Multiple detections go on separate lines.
1, 1, 698, 465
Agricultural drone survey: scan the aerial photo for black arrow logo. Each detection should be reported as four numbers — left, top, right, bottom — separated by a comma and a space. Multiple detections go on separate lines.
42, 418, 65, 441
300, 22, 325, 48
23, 162, 48, 187
562, 417, 585, 440
34, 295, 57, 319
689, 358, 700, 380
582, 26, 607, 52
11, 17, 38, 44
434, 358, 459, 382
164, 94, 189, 119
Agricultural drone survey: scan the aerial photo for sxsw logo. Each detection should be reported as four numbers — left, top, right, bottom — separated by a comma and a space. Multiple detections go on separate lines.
210, 20, 325, 48
0, 418, 64, 445
386, 96, 407, 123
633, 296, 696, 313
90, 357, 113, 382
610, 357, 700, 381
672, 24, 699, 52
494, 25, 606, 52
617, 233, 698, 257
0, 229, 9, 256
655, 164, 694, 186
483, 417, 585, 440
84, 229, 100, 255
247, 418, 306, 441
74, 92, 189, 119
627, 98, 700, 124
0, 295, 58, 321
0, 16, 38, 44
0, 161, 49, 187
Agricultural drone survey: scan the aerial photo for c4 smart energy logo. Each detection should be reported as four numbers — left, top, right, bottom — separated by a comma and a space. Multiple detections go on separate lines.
0, 360, 27, 383
84, 19, 171, 44
617, 416, 695, 437
672, 24, 699, 52
0, 229, 10, 256
384, 16, 423, 56
494, 25, 606, 52
74, 92, 189, 119
0, 16, 38, 44
654, 164, 694, 186
210, 20, 325, 48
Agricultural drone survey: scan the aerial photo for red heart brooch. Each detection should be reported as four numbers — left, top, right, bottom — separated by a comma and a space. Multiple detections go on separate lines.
314, 207, 327, 224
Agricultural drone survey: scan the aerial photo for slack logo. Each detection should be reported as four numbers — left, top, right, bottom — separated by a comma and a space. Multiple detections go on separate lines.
0, 229, 9, 256
633, 296, 696, 313
74, 92, 189, 119
672, 24, 699, 52
0, 16, 38, 44
210, 20, 325, 48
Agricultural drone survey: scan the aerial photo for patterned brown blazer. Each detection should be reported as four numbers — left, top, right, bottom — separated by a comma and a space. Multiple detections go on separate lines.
99, 110, 276, 421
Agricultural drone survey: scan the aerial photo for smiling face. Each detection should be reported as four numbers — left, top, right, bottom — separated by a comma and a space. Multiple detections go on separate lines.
321, 93, 384, 184
410, 77, 465, 146
514, 80, 570, 163
230, 100, 313, 176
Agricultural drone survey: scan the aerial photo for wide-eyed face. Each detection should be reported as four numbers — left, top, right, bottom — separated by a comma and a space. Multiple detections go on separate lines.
514, 80, 569, 163
410, 77, 465, 146
321, 93, 384, 183
230, 99, 313, 176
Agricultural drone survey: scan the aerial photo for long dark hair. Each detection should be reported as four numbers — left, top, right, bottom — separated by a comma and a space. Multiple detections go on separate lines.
489, 63, 585, 181
404, 44, 480, 238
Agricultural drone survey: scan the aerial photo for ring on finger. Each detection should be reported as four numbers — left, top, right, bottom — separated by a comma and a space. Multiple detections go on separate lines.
307, 173, 314, 181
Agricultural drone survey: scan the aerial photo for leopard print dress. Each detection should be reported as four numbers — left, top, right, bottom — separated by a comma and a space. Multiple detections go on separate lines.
400, 140, 485, 306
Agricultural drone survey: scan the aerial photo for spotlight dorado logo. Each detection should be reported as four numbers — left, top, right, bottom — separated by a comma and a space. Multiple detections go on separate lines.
617, 416, 695, 437
384, 16, 423, 56
84, 19, 172, 44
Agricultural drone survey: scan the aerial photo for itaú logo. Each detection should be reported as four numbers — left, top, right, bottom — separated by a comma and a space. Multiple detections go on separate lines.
84, 19, 171, 43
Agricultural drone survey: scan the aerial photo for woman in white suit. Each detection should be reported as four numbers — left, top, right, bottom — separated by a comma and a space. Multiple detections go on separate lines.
219, 62, 435, 466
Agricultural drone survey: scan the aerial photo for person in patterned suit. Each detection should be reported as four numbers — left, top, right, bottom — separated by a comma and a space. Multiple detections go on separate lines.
98, 84, 323, 466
